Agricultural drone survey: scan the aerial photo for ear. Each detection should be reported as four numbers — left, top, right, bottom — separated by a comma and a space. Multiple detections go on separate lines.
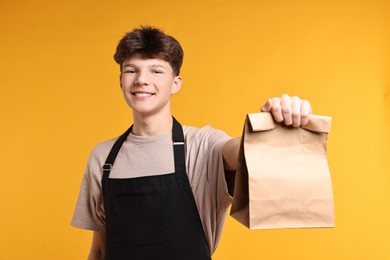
119, 74, 122, 89
171, 76, 183, 95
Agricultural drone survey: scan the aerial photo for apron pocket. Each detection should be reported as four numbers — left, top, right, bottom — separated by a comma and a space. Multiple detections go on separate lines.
111, 193, 164, 247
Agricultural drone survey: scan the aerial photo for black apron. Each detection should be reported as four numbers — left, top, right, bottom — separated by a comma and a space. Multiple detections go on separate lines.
102, 118, 211, 260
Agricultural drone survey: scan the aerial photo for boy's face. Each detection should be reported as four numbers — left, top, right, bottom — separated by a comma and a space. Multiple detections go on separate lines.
120, 55, 182, 117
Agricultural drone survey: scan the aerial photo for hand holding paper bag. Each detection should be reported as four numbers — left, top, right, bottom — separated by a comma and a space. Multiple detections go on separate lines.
230, 112, 334, 229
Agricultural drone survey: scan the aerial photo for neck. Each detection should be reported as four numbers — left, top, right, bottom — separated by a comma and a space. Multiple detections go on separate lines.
132, 112, 173, 136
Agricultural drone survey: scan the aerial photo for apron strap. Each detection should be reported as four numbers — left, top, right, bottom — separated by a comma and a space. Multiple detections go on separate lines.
102, 126, 132, 179
172, 117, 186, 173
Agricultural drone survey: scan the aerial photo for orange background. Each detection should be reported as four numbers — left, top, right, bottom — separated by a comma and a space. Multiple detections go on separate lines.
0, 0, 389, 259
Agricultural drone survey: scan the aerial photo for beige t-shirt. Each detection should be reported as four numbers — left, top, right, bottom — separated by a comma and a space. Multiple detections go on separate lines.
71, 125, 233, 253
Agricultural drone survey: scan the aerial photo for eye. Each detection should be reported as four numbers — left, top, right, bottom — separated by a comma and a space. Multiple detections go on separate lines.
153, 69, 163, 74
123, 69, 136, 74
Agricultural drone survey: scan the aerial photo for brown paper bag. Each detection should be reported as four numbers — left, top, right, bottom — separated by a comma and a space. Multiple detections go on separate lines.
230, 112, 334, 229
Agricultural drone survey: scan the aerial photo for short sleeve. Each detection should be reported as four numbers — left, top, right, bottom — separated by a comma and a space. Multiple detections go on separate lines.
70, 149, 109, 232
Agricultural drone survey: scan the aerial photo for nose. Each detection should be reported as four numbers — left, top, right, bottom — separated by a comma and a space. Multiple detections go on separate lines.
134, 71, 150, 86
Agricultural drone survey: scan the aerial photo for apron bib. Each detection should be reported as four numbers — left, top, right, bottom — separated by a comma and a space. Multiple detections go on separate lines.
102, 118, 211, 260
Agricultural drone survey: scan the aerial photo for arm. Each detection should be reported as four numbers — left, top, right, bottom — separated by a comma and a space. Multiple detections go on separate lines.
222, 137, 241, 171
88, 231, 106, 260
222, 94, 312, 171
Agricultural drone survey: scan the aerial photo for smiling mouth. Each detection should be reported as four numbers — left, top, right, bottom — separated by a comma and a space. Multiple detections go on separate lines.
131, 92, 155, 97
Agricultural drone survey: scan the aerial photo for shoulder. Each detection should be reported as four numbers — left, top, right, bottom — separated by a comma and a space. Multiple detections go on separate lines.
87, 136, 119, 173
183, 125, 231, 139
183, 125, 232, 148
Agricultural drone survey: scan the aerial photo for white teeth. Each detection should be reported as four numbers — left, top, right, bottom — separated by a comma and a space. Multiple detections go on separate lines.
134, 93, 153, 97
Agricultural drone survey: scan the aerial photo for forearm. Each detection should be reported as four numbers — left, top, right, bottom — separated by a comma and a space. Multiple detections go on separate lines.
222, 137, 241, 171
88, 231, 106, 260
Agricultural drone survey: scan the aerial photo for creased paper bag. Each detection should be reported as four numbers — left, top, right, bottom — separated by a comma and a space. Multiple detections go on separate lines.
230, 112, 334, 229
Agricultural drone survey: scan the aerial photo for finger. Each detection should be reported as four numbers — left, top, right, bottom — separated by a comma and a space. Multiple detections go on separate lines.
280, 94, 292, 125
261, 98, 272, 112
291, 96, 301, 127
300, 100, 312, 125
270, 97, 283, 122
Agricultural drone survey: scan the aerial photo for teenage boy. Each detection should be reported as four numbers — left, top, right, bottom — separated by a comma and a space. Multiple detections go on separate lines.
71, 26, 312, 260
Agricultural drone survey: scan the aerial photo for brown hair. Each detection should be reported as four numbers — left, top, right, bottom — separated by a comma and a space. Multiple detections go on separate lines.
114, 26, 184, 76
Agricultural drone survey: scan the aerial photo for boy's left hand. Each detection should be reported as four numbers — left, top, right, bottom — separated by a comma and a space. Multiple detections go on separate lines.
261, 94, 312, 127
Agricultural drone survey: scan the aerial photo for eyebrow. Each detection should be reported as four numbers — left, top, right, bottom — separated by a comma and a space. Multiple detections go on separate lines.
123, 64, 167, 69
151, 64, 167, 69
